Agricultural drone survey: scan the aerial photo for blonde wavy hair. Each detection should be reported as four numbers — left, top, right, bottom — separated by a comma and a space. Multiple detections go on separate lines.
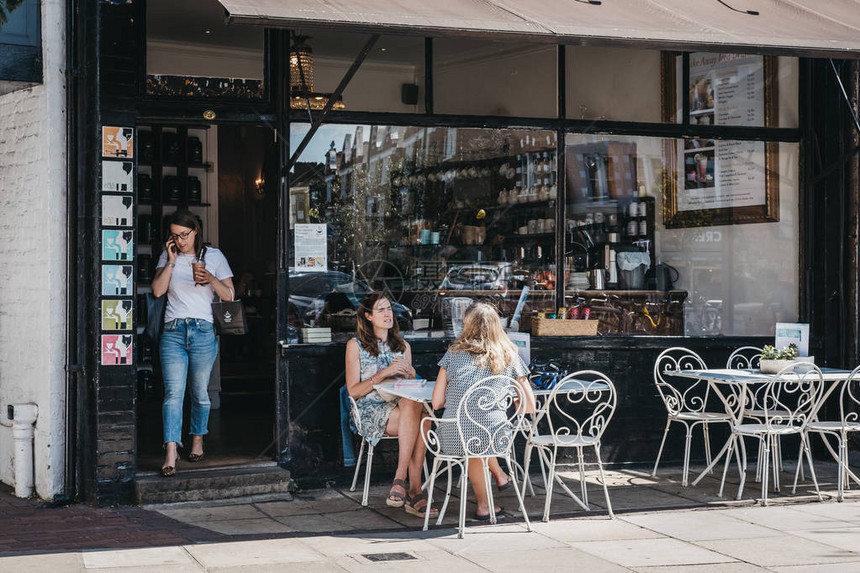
448, 302, 519, 374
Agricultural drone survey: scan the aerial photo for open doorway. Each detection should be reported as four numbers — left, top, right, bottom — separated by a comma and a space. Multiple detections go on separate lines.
137, 124, 279, 472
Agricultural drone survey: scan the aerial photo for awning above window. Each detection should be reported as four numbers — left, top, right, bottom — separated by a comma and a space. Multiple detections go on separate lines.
219, 0, 860, 58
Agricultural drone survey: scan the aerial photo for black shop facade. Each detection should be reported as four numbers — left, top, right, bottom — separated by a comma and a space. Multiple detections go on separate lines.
71, 0, 860, 504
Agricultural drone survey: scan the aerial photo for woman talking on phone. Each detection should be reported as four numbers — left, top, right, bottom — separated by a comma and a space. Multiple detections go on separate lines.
151, 210, 235, 477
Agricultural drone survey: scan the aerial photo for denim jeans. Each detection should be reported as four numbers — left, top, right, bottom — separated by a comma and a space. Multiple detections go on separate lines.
159, 318, 218, 447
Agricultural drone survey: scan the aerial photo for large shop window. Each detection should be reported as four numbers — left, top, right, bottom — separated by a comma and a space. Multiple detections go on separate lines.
289, 125, 558, 342
564, 134, 799, 337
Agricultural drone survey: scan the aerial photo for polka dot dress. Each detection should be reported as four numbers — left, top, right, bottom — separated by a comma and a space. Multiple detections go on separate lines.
436, 350, 529, 457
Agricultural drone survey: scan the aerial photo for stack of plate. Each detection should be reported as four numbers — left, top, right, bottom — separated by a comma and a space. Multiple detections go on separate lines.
567, 272, 590, 290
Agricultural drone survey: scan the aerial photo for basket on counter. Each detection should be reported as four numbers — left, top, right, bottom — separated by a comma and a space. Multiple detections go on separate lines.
531, 318, 599, 336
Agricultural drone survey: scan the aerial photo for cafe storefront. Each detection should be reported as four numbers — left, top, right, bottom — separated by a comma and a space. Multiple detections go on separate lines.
75, 0, 860, 504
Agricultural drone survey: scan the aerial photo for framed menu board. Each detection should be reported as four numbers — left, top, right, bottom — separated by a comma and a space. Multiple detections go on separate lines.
662, 53, 779, 228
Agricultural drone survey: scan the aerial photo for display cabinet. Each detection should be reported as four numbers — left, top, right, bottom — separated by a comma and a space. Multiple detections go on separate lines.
135, 123, 217, 398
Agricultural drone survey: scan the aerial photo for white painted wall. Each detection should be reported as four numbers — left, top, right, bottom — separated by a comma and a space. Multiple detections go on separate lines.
0, 0, 67, 499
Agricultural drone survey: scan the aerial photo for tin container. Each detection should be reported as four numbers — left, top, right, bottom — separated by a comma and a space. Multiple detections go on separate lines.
557, 307, 567, 319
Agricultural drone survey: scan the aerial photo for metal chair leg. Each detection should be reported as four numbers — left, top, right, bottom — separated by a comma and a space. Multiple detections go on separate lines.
505, 453, 532, 531
350, 438, 366, 492
362, 443, 375, 507
423, 457, 440, 532
595, 445, 614, 518
652, 419, 672, 477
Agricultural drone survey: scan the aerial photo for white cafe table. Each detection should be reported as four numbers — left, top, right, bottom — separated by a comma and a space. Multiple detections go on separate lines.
374, 376, 612, 501
670, 367, 854, 494
373, 377, 612, 409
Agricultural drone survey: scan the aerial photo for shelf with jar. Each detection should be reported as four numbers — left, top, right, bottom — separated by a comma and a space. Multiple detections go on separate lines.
135, 123, 217, 401
566, 194, 656, 291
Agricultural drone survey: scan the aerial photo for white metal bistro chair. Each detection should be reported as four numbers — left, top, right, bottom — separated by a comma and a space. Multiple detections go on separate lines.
348, 395, 399, 506
718, 362, 823, 505
800, 364, 860, 502
420, 375, 532, 539
727, 346, 787, 481
652, 347, 733, 486
523, 370, 617, 521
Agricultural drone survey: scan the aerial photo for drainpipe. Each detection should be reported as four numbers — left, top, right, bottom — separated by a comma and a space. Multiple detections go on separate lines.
8, 404, 39, 498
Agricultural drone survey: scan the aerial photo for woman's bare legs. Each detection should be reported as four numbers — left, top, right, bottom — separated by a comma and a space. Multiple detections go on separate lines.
468, 458, 501, 516
386, 399, 424, 500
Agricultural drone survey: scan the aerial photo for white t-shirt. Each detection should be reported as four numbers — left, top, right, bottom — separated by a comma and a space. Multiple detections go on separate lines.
156, 247, 234, 323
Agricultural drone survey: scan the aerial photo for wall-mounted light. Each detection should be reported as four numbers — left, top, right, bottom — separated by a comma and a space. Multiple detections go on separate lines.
255, 176, 265, 197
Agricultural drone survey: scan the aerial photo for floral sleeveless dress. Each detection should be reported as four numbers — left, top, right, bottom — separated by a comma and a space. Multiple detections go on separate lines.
353, 338, 403, 446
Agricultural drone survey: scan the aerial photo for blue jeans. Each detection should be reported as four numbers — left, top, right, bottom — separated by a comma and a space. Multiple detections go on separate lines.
159, 318, 218, 447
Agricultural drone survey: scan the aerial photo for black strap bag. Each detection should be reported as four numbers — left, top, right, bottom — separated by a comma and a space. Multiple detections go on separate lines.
143, 293, 167, 343
211, 288, 248, 336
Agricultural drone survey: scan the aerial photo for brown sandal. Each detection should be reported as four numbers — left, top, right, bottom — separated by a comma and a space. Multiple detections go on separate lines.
187, 452, 205, 463
161, 454, 179, 477
405, 491, 439, 518
386, 478, 407, 507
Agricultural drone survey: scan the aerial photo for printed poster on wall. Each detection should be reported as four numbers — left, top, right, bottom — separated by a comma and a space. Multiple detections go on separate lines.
102, 195, 133, 227
102, 126, 134, 159
102, 160, 134, 191
294, 224, 327, 272
101, 300, 133, 331
102, 264, 134, 296
680, 53, 766, 213
102, 230, 134, 261
101, 334, 133, 366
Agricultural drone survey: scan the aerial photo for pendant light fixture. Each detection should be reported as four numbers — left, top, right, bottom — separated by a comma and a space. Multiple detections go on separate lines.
290, 35, 346, 111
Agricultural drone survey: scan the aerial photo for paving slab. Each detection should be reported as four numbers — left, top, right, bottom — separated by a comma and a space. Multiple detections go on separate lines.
770, 563, 860, 573
788, 501, 860, 524
211, 563, 347, 573
621, 509, 778, 541
630, 564, 768, 573
184, 538, 326, 567
531, 516, 662, 542
696, 536, 860, 568
0, 552, 85, 573
425, 523, 566, 554
155, 504, 269, 523
335, 549, 489, 573
712, 505, 856, 532
298, 531, 441, 558
81, 546, 194, 569
463, 546, 630, 573
569, 538, 736, 568
275, 509, 405, 533
789, 526, 860, 553
191, 518, 297, 535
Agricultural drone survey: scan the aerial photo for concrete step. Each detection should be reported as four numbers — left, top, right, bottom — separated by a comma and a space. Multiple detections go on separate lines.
136, 464, 292, 505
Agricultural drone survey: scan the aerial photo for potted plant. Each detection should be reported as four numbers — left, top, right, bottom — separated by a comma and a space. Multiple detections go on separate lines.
759, 343, 799, 374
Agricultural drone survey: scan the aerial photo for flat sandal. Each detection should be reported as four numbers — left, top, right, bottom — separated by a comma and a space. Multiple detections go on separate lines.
386, 478, 407, 507
404, 491, 439, 518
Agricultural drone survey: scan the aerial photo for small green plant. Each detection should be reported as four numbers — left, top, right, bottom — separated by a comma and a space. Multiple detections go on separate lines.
761, 343, 799, 361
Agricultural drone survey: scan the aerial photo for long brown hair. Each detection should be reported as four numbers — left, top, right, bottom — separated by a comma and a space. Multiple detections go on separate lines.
356, 292, 406, 356
167, 209, 204, 256
448, 302, 519, 374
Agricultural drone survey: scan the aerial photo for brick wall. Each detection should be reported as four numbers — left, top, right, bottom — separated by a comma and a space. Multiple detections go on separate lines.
0, 0, 67, 500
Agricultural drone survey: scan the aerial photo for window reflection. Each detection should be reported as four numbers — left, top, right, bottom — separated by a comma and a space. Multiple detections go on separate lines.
290, 125, 558, 340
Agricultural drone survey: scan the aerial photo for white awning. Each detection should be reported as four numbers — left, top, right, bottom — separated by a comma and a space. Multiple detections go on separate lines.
218, 0, 860, 58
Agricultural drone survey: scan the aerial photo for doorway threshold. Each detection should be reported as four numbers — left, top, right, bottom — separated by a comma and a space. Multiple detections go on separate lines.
136, 462, 290, 505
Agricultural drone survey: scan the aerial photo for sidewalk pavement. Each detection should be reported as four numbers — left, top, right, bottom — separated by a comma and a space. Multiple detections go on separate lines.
2, 460, 860, 571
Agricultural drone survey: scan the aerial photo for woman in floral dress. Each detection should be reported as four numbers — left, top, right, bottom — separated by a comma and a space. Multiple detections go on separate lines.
345, 292, 437, 518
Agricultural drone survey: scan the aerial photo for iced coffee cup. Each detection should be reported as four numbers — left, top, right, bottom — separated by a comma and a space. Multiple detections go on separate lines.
191, 259, 206, 286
